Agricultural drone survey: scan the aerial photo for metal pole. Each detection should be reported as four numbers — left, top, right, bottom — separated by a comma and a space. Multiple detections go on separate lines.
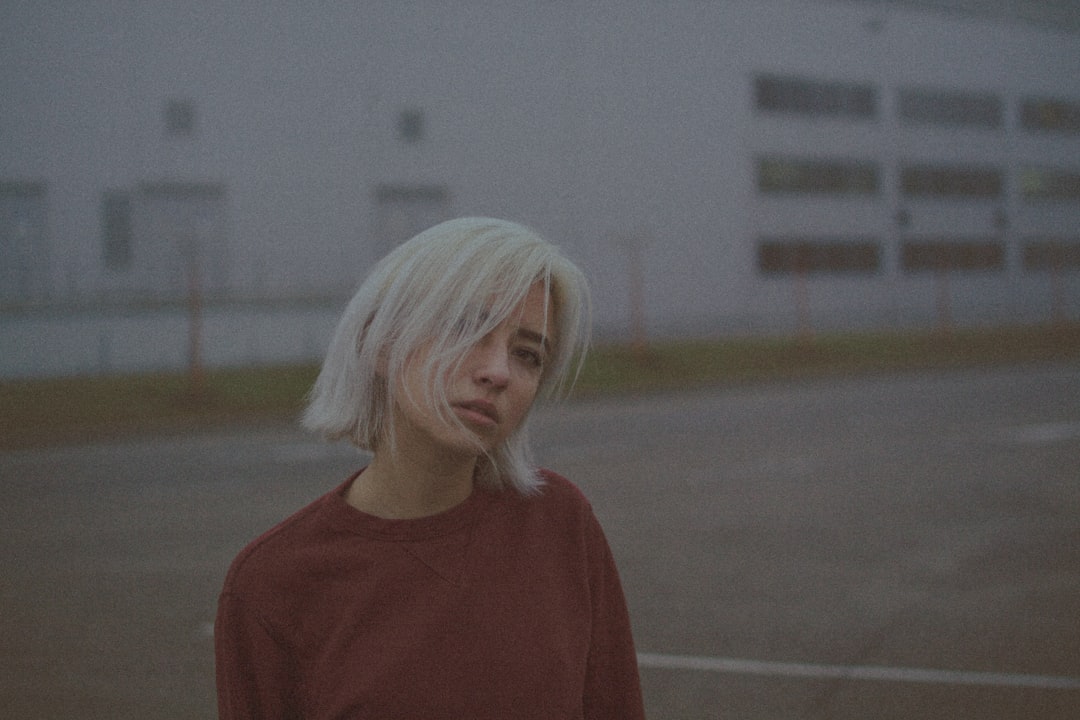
627, 238, 647, 357
935, 267, 952, 336
187, 233, 205, 397
795, 264, 812, 343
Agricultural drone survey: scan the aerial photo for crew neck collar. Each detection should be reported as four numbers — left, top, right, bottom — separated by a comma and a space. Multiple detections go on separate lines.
326, 469, 503, 541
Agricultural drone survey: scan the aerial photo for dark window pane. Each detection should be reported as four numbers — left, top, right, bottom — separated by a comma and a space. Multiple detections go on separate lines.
102, 192, 133, 270
1023, 238, 1080, 270
900, 164, 1002, 198
897, 87, 1001, 128
1020, 97, 1080, 134
374, 184, 450, 203
164, 98, 196, 137
1020, 168, 1080, 203
758, 157, 879, 195
902, 238, 1004, 272
397, 108, 424, 143
755, 74, 877, 119
758, 237, 881, 275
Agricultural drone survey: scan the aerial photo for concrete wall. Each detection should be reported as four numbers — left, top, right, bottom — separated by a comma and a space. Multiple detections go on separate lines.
2, 0, 1079, 377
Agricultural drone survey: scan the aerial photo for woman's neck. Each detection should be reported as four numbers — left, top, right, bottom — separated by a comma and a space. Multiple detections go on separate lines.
346, 440, 477, 520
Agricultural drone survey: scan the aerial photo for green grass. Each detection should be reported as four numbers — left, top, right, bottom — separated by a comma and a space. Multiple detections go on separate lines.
0, 365, 319, 450
2, 323, 1079, 450
574, 323, 1080, 395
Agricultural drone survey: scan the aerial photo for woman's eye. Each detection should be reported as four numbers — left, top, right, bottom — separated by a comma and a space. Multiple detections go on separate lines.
514, 347, 544, 368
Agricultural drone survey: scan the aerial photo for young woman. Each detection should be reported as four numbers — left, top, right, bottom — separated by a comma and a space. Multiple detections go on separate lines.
215, 217, 645, 719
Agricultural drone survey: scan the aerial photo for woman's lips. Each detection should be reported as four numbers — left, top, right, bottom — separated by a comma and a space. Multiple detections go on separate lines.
453, 400, 500, 427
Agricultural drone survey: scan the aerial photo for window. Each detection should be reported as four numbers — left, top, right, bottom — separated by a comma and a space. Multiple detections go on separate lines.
758, 237, 880, 275
1019, 167, 1080, 203
373, 183, 453, 255
164, 98, 196, 137
1020, 97, 1080, 134
755, 74, 877, 119
900, 164, 1002, 199
0, 181, 49, 303
133, 181, 229, 298
397, 108, 424, 143
758, 157, 879, 195
1023, 238, 1080, 271
897, 87, 1001, 128
140, 181, 227, 202
902, 238, 1004, 272
375, 184, 449, 205
102, 192, 133, 270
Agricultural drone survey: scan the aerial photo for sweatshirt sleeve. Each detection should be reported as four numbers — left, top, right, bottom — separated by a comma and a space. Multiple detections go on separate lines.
215, 589, 301, 720
582, 513, 646, 720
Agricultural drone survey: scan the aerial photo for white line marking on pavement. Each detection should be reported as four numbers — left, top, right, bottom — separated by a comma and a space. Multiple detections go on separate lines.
637, 653, 1080, 690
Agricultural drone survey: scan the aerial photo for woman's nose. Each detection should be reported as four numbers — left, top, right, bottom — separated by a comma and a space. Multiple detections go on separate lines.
471, 339, 510, 388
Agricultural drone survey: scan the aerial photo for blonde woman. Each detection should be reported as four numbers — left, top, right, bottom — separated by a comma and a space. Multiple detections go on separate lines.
215, 217, 645, 719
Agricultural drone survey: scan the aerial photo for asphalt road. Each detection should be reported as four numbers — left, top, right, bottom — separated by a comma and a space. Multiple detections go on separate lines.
2, 363, 1078, 719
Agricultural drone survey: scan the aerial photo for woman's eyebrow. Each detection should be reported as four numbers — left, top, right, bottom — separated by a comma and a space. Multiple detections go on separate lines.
516, 328, 551, 352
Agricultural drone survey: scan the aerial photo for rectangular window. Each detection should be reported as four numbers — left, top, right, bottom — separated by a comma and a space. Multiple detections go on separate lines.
135, 181, 229, 298
141, 181, 226, 201
0, 180, 49, 303
902, 238, 1005, 272
897, 87, 1002, 128
397, 108, 424, 143
758, 237, 881, 275
1020, 97, 1080, 134
374, 184, 449, 205
755, 74, 877, 119
758, 157, 879, 195
1019, 167, 1080, 203
373, 183, 453, 256
164, 98, 196, 137
1023, 238, 1080, 271
900, 164, 1002, 199
102, 191, 133, 270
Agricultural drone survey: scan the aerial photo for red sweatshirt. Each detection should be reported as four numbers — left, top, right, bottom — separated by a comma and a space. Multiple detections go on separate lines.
215, 469, 645, 719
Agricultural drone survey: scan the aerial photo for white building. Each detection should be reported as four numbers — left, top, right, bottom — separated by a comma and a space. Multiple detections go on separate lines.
2, 1, 1079, 377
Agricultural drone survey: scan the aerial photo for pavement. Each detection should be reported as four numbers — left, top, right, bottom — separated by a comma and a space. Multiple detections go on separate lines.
2, 362, 1078, 718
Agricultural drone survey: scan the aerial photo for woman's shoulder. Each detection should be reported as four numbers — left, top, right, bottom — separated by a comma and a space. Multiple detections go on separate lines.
221, 482, 345, 592
535, 468, 591, 508
496, 468, 596, 528
497, 469, 611, 550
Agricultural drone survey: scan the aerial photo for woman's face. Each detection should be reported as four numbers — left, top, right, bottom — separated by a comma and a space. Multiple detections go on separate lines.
393, 282, 553, 456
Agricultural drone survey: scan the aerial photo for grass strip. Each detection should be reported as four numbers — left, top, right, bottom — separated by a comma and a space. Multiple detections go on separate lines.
2, 323, 1078, 450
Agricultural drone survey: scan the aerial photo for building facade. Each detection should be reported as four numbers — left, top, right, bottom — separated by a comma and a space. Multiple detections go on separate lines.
2, 0, 1079, 377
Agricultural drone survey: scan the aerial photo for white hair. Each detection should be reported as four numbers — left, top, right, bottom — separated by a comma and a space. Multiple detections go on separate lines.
303, 217, 591, 494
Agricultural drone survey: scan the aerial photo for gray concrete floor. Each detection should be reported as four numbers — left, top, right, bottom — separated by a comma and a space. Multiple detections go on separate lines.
2, 363, 1078, 718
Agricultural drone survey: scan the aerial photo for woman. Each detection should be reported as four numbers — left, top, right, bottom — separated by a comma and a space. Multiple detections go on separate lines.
215, 218, 645, 719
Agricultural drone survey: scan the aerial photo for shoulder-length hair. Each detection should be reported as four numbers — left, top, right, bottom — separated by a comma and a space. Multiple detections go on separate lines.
302, 217, 591, 494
